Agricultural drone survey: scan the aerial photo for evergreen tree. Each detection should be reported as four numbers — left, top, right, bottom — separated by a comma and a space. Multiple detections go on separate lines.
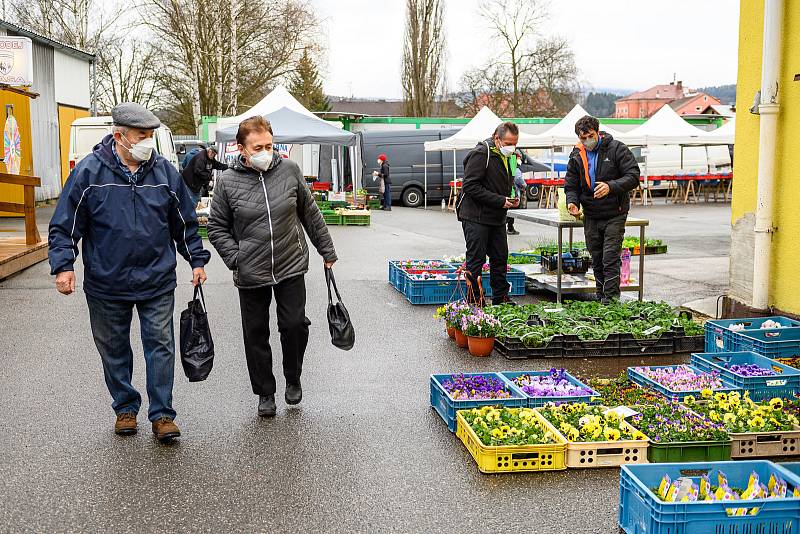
289, 50, 330, 112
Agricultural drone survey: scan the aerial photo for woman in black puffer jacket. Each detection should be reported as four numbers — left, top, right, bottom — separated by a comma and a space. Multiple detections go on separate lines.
208, 116, 338, 417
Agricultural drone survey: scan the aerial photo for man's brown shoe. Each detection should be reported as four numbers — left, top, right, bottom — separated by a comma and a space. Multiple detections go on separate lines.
152, 417, 181, 442
114, 412, 138, 435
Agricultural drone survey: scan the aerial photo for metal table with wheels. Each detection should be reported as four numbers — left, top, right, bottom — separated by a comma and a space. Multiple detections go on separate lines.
510, 209, 650, 303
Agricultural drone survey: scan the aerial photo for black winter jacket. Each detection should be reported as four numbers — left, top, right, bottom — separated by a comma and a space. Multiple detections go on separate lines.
207, 153, 337, 288
377, 161, 391, 184
564, 133, 641, 220
181, 149, 228, 194
456, 139, 513, 226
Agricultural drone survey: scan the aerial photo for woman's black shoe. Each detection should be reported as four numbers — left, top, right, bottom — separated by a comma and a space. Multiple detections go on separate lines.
258, 394, 277, 417
285, 383, 303, 405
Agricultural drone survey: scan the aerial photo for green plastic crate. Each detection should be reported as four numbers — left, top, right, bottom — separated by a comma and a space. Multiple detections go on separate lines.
323, 214, 342, 225
343, 215, 370, 226
647, 439, 732, 463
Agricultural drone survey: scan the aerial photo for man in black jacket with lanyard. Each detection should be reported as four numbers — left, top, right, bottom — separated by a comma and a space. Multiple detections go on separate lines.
564, 115, 640, 303
457, 122, 520, 306
181, 145, 229, 206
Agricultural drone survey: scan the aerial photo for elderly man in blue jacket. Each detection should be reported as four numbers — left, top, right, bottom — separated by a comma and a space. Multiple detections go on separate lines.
48, 102, 210, 442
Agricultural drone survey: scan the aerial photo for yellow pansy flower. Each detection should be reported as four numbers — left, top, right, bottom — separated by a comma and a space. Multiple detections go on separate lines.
701, 389, 713, 398
684, 395, 696, 406
604, 427, 621, 441
770, 398, 784, 411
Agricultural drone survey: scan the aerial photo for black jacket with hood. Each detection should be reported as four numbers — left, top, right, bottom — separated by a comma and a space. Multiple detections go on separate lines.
207, 152, 337, 288
564, 132, 641, 220
456, 138, 514, 226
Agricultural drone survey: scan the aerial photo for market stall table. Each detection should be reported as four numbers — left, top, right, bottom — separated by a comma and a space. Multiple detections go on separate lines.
510, 209, 650, 303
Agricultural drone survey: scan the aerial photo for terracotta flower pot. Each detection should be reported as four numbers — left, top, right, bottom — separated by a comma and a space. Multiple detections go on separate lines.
447, 325, 456, 339
454, 328, 468, 348
467, 336, 495, 357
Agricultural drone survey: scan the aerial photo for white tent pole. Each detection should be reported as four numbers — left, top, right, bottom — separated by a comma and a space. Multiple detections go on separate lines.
424, 150, 428, 210
453, 149, 457, 206
350, 146, 357, 194
643, 148, 649, 206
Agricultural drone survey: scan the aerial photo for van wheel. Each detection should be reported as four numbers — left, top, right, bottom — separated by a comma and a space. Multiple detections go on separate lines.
402, 186, 424, 208
526, 184, 540, 201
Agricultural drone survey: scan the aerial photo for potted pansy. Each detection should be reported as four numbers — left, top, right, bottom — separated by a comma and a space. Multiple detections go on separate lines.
460, 308, 502, 357
435, 300, 472, 346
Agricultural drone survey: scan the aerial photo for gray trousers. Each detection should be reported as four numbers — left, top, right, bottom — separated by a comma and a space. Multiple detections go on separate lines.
584, 213, 626, 299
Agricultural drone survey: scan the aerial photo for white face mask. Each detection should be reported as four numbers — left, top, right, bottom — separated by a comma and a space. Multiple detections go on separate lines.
248, 149, 274, 172
499, 144, 516, 157
122, 135, 155, 162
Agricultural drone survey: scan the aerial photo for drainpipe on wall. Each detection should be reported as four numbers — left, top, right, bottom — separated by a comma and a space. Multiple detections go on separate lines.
752, 0, 784, 310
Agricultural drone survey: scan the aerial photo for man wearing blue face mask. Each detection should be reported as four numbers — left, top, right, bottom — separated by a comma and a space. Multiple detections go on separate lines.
564, 115, 640, 304
457, 122, 520, 306
48, 102, 210, 442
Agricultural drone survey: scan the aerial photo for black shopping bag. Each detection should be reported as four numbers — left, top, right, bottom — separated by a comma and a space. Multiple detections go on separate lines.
179, 284, 215, 381
325, 268, 355, 350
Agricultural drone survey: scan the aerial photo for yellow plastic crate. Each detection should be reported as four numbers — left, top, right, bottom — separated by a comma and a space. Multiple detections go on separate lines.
536, 408, 650, 469
455, 409, 567, 474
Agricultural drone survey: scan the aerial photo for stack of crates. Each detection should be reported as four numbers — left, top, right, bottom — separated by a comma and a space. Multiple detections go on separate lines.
704, 316, 800, 353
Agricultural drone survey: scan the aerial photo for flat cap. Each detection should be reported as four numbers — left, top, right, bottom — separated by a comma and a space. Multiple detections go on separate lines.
111, 102, 161, 130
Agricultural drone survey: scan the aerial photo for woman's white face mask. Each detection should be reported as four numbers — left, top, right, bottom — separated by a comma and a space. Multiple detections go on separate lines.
247, 148, 274, 171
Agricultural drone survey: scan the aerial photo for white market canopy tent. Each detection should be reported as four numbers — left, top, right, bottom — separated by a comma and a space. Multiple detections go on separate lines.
217, 85, 318, 130
616, 105, 729, 146
701, 116, 735, 144
516, 104, 628, 148
215, 106, 356, 146
423, 106, 540, 152
215, 85, 358, 191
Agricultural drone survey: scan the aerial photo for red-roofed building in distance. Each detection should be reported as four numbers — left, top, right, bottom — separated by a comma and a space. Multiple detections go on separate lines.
668, 92, 722, 116
614, 81, 720, 119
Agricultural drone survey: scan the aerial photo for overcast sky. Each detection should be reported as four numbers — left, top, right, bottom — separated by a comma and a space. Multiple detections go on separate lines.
311, 0, 740, 98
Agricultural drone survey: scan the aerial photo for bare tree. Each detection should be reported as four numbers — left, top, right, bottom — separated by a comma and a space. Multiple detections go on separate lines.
9, 0, 121, 51
480, 0, 548, 115
401, 0, 445, 117
141, 0, 322, 134
95, 39, 161, 112
529, 36, 581, 115
458, 65, 513, 117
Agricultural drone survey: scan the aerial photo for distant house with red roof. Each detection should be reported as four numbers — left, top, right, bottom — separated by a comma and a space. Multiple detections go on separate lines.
669, 93, 722, 116
614, 81, 721, 119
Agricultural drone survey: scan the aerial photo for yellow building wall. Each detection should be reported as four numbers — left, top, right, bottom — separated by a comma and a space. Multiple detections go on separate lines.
0, 88, 34, 217
57, 104, 89, 186
732, 2, 800, 313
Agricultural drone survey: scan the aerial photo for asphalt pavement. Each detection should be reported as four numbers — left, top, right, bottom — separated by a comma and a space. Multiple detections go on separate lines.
0, 203, 731, 533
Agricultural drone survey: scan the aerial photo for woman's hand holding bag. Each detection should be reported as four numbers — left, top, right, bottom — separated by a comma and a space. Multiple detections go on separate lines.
325, 267, 355, 350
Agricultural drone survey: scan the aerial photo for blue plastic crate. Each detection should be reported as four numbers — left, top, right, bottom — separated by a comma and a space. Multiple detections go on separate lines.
627, 365, 740, 401
483, 268, 527, 297
500, 370, 599, 408
781, 463, 800, 478
388, 261, 403, 290
704, 316, 800, 353
401, 273, 467, 305
739, 328, 800, 360
429, 373, 526, 432
620, 461, 800, 534
690, 351, 800, 401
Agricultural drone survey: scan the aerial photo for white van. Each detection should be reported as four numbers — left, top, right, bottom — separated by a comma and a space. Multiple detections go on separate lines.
68, 116, 179, 173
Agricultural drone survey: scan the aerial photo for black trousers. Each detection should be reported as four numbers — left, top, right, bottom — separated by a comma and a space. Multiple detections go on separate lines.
238, 275, 311, 396
584, 213, 627, 299
462, 221, 509, 304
